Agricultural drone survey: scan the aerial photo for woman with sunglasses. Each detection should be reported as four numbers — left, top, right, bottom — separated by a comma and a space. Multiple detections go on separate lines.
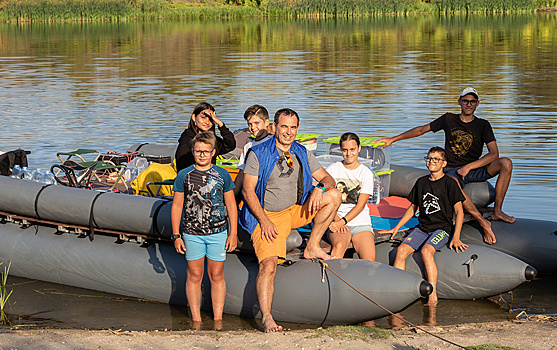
326, 132, 376, 261
175, 102, 236, 172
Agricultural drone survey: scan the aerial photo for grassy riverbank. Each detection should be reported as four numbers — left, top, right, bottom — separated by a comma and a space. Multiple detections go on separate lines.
0, 0, 555, 22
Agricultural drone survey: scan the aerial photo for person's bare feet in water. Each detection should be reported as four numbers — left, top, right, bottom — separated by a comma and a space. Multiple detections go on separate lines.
479, 218, 496, 244
213, 319, 223, 331
262, 315, 283, 333
424, 293, 438, 307
303, 245, 332, 260
191, 320, 202, 331
491, 210, 516, 224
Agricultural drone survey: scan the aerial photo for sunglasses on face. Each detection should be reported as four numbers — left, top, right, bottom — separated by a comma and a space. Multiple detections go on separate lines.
283, 150, 294, 169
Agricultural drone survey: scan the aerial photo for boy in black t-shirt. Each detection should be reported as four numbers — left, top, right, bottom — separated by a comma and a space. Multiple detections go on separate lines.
379, 147, 467, 306
377, 87, 515, 245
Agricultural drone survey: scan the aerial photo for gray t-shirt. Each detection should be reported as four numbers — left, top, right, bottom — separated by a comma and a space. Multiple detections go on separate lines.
244, 145, 322, 212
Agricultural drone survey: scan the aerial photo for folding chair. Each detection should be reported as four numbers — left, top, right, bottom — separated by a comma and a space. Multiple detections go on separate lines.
50, 161, 97, 189
57, 149, 101, 163
52, 160, 127, 192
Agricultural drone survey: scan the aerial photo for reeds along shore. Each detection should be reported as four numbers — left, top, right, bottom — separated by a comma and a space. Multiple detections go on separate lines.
0, 0, 554, 22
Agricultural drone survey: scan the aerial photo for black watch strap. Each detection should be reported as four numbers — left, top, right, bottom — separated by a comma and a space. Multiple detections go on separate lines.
171, 234, 181, 241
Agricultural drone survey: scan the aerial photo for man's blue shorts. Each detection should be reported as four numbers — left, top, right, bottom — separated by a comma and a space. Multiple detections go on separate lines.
401, 227, 450, 252
183, 231, 228, 262
444, 165, 495, 186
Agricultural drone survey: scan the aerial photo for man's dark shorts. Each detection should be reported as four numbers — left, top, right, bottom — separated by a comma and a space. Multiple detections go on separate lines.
401, 228, 450, 252
444, 165, 495, 187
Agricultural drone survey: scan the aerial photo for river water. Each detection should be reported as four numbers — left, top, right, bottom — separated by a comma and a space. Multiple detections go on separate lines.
1, 14, 556, 330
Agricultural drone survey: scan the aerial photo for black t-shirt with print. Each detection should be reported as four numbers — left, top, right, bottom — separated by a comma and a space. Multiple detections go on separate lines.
430, 113, 496, 168
408, 175, 466, 234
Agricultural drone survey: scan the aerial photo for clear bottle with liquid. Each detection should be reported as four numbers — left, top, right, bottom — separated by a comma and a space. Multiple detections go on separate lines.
31, 168, 44, 182
42, 170, 56, 185
10, 164, 22, 178
21, 166, 33, 180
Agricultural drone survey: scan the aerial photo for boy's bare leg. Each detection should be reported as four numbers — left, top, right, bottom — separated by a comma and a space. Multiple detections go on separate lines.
421, 244, 439, 306
186, 258, 205, 323
449, 175, 496, 244
393, 244, 415, 270
304, 189, 341, 260
207, 259, 226, 322
488, 157, 515, 224
256, 256, 283, 333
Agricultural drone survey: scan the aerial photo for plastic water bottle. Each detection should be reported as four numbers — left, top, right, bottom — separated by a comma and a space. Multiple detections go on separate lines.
10, 164, 22, 179
368, 170, 382, 205
42, 170, 56, 185
31, 168, 44, 182
21, 166, 33, 180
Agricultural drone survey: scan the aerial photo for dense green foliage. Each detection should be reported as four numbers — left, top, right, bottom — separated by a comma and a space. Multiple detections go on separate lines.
0, 0, 553, 22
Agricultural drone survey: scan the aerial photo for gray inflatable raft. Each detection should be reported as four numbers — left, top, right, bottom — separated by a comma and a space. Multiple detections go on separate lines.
460, 219, 557, 275
0, 176, 431, 325
374, 241, 536, 299
0, 220, 430, 325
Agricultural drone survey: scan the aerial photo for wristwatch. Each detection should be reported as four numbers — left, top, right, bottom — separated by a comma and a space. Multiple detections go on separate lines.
315, 183, 326, 193
170, 234, 181, 241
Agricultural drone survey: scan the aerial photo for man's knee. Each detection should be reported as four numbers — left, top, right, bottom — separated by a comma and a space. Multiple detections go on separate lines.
499, 157, 513, 172
259, 257, 278, 276
324, 188, 341, 206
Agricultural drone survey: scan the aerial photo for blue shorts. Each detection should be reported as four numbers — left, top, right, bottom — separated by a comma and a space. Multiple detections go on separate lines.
444, 165, 494, 186
348, 225, 374, 236
183, 231, 228, 262
401, 228, 450, 252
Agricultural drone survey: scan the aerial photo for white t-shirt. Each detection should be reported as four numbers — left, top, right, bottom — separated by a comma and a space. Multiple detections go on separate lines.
237, 134, 273, 171
326, 161, 374, 227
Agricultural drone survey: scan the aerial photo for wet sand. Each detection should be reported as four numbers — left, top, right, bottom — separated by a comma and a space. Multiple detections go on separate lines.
1, 319, 555, 350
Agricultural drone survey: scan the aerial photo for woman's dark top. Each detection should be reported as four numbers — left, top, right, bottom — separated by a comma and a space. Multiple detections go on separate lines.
174, 124, 236, 172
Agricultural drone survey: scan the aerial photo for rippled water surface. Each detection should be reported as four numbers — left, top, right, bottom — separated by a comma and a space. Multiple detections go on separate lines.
1, 14, 556, 329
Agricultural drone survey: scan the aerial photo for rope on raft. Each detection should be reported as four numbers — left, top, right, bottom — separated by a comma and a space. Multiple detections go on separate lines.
314, 259, 469, 350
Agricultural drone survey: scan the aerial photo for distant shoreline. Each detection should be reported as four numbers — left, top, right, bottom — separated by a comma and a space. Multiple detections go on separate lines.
0, 0, 555, 23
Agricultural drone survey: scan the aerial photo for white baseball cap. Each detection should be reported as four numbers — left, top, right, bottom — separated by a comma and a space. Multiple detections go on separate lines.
459, 87, 479, 99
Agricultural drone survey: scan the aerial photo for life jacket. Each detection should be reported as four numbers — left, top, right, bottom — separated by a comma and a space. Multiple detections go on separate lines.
239, 136, 313, 234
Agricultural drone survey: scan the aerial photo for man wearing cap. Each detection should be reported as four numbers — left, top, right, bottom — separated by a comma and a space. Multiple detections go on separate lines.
377, 88, 514, 244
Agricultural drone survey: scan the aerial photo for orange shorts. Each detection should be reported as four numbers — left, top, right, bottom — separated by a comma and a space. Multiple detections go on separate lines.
252, 201, 316, 263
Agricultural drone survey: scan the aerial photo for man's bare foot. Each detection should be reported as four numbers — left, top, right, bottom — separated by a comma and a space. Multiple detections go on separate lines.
491, 210, 516, 224
304, 246, 332, 260
424, 294, 438, 307
262, 315, 283, 333
213, 319, 223, 331
479, 219, 496, 244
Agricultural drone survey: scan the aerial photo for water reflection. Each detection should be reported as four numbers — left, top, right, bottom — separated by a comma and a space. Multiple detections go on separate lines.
0, 15, 556, 329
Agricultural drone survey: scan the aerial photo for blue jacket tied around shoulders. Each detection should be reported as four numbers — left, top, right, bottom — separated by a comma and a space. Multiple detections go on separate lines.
239, 136, 314, 234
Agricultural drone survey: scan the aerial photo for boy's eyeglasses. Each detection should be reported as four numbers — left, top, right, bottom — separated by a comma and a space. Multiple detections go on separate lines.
193, 149, 214, 157
283, 151, 294, 169
424, 157, 444, 164
461, 99, 478, 105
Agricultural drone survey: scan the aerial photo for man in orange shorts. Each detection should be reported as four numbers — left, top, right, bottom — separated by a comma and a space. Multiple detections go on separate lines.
239, 108, 341, 333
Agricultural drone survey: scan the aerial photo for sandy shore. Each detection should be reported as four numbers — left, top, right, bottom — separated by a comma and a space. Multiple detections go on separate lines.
1, 319, 555, 350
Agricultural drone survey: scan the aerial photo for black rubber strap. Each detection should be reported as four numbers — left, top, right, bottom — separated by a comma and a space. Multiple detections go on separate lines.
134, 143, 149, 152
88, 191, 106, 241
152, 198, 171, 238
33, 184, 53, 220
